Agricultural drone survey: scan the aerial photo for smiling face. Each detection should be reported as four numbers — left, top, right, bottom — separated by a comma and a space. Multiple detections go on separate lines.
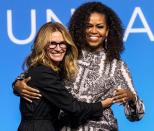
86, 12, 109, 51
46, 31, 67, 65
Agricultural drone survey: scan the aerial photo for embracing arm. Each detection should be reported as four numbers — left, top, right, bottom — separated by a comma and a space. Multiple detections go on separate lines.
12, 73, 41, 102
114, 61, 145, 121
12, 73, 26, 96
27, 65, 115, 121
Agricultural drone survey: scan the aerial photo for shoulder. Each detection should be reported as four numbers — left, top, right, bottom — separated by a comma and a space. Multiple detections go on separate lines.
109, 59, 130, 75
26, 65, 65, 91
28, 64, 59, 79
29, 64, 55, 73
112, 59, 128, 68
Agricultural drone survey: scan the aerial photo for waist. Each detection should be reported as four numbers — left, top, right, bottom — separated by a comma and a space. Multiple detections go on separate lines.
22, 116, 54, 121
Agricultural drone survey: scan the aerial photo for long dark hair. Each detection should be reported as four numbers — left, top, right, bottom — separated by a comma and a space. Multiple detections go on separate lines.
68, 1, 124, 62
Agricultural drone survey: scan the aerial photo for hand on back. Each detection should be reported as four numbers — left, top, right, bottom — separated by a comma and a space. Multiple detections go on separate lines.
14, 77, 42, 103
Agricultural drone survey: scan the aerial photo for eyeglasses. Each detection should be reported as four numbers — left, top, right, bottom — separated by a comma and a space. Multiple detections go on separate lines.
46, 41, 67, 49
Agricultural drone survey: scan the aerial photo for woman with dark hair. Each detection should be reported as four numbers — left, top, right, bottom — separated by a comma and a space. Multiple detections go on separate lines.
68, 1, 124, 61
13, 2, 144, 131
62, 2, 144, 130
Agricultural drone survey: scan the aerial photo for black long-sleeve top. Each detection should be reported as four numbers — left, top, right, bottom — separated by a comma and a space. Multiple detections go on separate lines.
18, 64, 103, 131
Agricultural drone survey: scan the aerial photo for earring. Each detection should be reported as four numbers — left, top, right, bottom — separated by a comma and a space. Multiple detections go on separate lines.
104, 37, 108, 50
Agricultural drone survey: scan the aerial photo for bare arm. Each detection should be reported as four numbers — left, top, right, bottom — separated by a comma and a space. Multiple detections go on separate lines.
13, 77, 42, 103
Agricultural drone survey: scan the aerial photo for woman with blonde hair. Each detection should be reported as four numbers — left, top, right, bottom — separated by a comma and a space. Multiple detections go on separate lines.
17, 22, 115, 131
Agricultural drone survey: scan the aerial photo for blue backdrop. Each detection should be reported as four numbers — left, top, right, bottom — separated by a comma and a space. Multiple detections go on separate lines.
0, 0, 153, 131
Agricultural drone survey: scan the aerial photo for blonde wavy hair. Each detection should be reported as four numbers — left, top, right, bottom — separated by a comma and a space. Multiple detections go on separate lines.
25, 22, 78, 79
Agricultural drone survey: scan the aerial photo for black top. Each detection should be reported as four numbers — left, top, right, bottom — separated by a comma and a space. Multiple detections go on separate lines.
18, 64, 103, 131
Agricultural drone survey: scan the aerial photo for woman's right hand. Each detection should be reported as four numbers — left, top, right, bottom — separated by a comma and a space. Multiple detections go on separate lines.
101, 98, 114, 108
14, 77, 42, 103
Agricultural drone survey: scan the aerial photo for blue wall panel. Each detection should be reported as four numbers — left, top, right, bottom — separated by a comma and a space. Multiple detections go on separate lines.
0, 0, 153, 130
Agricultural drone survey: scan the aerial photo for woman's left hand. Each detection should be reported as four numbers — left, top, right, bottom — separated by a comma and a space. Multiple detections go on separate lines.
113, 88, 136, 105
